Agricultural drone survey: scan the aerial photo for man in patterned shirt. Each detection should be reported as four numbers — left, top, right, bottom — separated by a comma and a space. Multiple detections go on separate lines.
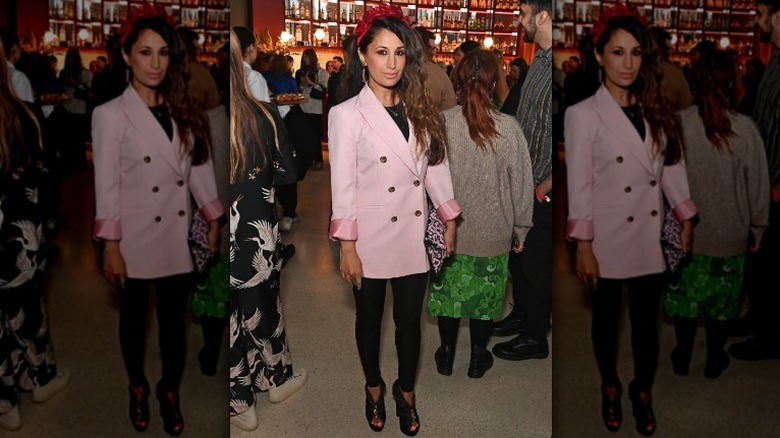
729, 0, 780, 361
492, 0, 553, 362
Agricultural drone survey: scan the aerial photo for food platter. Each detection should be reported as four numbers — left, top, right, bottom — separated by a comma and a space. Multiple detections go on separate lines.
39, 93, 72, 105
273, 93, 308, 105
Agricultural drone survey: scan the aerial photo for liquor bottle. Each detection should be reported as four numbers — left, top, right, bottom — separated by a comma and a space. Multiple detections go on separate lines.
341, 9, 346, 21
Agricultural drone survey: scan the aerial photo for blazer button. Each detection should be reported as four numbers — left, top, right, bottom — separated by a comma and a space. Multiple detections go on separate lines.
627, 216, 634, 222
154, 216, 161, 222
388, 187, 395, 193
413, 180, 420, 187
380, 156, 387, 163
144, 156, 151, 163
177, 180, 184, 187
390, 216, 397, 223
616, 156, 624, 163
152, 186, 159, 193
651, 210, 658, 217
178, 210, 186, 217
624, 186, 632, 193
650, 180, 657, 187
415, 210, 422, 217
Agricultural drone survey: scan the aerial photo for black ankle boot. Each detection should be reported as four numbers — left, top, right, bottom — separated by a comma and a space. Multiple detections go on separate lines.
600, 382, 622, 432
628, 381, 656, 436
128, 381, 150, 432
392, 380, 420, 437
467, 345, 493, 378
434, 345, 455, 376
156, 382, 183, 436
364, 379, 386, 432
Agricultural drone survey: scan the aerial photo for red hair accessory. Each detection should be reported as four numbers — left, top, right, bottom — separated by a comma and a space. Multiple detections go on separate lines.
354, 2, 410, 46
118, 3, 175, 44
590, 3, 646, 44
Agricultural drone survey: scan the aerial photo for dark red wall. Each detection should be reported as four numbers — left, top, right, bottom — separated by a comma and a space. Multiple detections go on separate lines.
251, 0, 284, 37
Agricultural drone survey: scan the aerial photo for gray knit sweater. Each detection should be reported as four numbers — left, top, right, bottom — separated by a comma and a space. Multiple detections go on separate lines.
443, 106, 535, 257
680, 106, 770, 257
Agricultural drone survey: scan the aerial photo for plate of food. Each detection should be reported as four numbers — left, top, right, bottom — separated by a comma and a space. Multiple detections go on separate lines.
273, 93, 308, 105
39, 93, 72, 105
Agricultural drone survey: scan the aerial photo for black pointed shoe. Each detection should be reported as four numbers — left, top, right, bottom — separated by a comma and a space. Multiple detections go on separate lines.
434, 345, 455, 376
467, 345, 494, 378
492, 335, 549, 361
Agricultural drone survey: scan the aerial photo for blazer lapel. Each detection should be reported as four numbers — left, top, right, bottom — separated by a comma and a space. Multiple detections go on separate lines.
120, 86, 184, 175
592, 86, 655, 175
356, 86, 420, 177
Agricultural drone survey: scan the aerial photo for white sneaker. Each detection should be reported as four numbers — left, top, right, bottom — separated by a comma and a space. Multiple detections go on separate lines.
279, 216, 294, 232
0, 405, 22, 431
32, 368, 71, 403
230, 405, 258, 431
268, 368, 308, 403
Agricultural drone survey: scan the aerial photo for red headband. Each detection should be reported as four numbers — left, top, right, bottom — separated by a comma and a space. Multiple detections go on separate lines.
590, 3, 646, 44
118, 3, 175, 44
354, 3, 410, 46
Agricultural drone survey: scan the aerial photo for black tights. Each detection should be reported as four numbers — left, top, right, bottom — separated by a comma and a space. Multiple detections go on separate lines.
118, 274, 190, 391
591, 274, 662, 391
437, 317, 493, 349
353, 273, 427, 393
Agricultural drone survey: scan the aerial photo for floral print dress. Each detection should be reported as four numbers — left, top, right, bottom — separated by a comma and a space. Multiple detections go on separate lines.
229, 103, 297, 416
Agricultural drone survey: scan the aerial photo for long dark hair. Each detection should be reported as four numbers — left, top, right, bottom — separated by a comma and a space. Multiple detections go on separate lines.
692, 50, 737, 150
595, 16, 684, 165
0, 37, 42, 177
229, 29, 279, 183
122, 16, 211, 164
455, 50, 501, 150
342, 16, 448, 165
299, 48, 319, 81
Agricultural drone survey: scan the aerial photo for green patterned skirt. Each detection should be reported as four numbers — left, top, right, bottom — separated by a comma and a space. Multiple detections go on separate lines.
663, 253, 745, 321
427, 253, 509, 320
192, 254, 229, 318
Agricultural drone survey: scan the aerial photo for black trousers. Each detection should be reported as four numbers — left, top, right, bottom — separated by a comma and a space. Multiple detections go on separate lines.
353, 273, 428, 393
591, 274, 663, 391
304, 112, 324, 164
276, 183, 298, 218
509, 199, 552, 339
118, 273, 191, 391
743, 198, 780, 343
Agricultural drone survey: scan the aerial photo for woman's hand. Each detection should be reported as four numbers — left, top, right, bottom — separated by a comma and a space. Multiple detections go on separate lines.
444, 220, 457, 256
208, 220, 220, 255
340, 241, 364, 290
103, 241, 127, 289
512, 240, 524, 253
680, 220, 693, 255
575, 241, 600, 290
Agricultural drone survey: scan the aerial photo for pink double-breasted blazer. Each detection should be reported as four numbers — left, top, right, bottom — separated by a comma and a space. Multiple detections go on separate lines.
92, 85, 224, 279
564, 85, 697, 279
328, 85, 462, 279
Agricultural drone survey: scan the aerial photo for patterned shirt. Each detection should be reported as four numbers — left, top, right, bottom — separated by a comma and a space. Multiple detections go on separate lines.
516, 46, 552, 185
754, 49, 780, 184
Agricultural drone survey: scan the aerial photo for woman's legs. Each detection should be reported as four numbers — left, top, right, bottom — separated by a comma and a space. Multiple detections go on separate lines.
626, 274, 663, 391
590, 278, 623, 387
389, 273, 428, 393
304, 112, 324, 167
469, 319, 493, 349
437, 317, 459, 346
354, 278, 388, 388
671, 316, 697, 375
118, 279, 152, 387
154, 274, 191, 392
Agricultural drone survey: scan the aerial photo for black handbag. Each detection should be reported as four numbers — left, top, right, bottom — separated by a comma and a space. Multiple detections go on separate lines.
309, 85, 326, 100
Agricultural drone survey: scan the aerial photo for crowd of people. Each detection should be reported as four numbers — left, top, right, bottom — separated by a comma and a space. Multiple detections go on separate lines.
562, 0, 779, 435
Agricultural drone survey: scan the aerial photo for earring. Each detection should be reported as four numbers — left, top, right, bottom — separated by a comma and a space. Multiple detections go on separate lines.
362, 65, 367, 83
126, 66, 131, 83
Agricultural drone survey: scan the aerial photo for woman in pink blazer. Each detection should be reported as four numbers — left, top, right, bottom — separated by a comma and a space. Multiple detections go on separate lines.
564, 9, 696, 436
91, 10, 224, 436
328, 6, 461, 436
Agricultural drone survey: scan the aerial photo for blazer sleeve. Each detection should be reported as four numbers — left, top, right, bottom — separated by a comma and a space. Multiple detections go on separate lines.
328, 105, 359, 240
508, 121, 535, 243
425, 153, 462, 222
92, 105, 123, 240
189, 143, 225, 222
564, 104, 596, 241
660, 157, 697, 222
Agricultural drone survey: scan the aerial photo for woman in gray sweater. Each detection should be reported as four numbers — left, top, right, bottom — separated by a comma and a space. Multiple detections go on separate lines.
427, 50, 534, 378
663, 50, 770, 379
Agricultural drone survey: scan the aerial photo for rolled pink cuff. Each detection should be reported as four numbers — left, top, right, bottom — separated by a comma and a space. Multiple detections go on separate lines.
329, 219, 358, 241
94, 219, 121, 241
435, 199, 462, 222
672, 199, 697, 222
566, 218, 594, 241
200, 199, 225, 222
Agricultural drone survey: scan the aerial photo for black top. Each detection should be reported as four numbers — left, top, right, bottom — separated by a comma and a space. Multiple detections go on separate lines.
385, 102, 409, 141
148, 103, 173, 141
621, 103, 645, 142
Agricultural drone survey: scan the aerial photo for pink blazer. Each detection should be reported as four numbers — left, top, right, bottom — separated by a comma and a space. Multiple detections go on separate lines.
564, 85, 697, 279
92, 85, 224, 279
328, 85, 462, 279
